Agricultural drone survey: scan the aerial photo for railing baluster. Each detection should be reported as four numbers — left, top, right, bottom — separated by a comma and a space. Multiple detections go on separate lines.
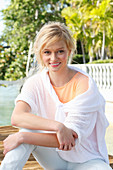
73, 63, 113, 90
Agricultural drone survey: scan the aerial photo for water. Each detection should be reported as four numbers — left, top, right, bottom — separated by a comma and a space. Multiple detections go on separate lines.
0, 84, 21, 126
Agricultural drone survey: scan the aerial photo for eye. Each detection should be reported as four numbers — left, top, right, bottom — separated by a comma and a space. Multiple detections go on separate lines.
57, 50, 64, 54
44, 51, 51, 55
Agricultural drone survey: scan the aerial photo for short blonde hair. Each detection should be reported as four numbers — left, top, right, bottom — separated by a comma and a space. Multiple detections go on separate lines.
33, 22, 75, 67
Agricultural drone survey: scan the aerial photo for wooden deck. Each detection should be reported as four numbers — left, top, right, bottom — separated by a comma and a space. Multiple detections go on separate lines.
0, 126, 113, 169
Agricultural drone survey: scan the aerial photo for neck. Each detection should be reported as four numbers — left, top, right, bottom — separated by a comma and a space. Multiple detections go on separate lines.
48, 67, 76, 87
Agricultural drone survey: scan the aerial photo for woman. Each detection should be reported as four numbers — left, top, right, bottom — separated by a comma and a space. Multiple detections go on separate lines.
0, 22, 112, 170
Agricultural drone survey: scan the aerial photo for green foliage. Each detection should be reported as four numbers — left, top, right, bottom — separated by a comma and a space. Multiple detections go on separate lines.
0, 48, 31, 81
4, 52, 29, 81
62, 0, 113, 62
1, 0, 113, 81
72, 54, 89, 64
0, 48, 15, 80
0, 0, 67, 51
0, 0, 68, 80
89, 59, 113, 64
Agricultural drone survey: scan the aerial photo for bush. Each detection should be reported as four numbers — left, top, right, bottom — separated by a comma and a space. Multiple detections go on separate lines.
89, 59, 113, 64
4, 53, 28, 81
0, 49, 15, 80
71, 54, 89, 64
0, 48, 33, 81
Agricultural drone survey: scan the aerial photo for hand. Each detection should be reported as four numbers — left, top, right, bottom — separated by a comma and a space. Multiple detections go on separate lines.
56, 124, 78, 151
3, 132, 23, 155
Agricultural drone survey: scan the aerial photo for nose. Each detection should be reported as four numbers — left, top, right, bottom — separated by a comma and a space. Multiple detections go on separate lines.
51, 52, 57, 61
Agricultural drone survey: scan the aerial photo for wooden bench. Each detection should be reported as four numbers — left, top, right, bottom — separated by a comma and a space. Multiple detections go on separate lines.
0, 126, 113, 169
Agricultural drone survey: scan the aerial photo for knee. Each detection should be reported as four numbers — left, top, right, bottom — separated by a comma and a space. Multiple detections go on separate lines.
0, 143, 35, 170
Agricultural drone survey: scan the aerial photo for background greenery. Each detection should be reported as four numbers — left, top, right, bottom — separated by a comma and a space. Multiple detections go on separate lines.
0, 0, 113, 80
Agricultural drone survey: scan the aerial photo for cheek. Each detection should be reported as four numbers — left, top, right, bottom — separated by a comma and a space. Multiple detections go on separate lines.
42, 55, 49, 65
60, 54, 68, 61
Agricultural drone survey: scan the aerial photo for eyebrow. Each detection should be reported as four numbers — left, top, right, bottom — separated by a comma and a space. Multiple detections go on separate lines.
43, 47, 65, 51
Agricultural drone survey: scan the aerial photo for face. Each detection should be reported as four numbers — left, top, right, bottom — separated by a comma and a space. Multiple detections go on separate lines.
41, 40, 70, 74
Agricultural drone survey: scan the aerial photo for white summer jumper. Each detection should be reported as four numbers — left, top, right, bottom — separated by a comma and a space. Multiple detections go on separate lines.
17, 65, 109, 163
0, 65, 110, 170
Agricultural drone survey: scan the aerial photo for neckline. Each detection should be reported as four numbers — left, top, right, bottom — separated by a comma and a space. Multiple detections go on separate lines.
52, 72, 79, 89
42, 66, 90, 106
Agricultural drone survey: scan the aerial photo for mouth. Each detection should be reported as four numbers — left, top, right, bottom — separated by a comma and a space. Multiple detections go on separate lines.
50, 62, 61, 67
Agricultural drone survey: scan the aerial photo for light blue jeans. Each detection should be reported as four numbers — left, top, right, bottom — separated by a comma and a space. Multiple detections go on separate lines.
0, 129, 112, 170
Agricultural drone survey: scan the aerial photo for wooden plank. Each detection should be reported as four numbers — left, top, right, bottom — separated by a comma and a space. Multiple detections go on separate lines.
109, 155, 113, 164
23, 161, 44, 170
0, 126, 19, 141
0, 161, 44, 170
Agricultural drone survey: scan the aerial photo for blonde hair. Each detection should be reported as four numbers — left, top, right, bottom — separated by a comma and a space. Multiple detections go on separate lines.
33, 22, 75, 68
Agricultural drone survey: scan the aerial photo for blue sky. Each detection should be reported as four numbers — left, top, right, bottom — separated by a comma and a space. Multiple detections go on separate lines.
0, 0, 10, 36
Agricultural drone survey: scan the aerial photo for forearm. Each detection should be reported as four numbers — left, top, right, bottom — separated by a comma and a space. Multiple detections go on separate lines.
11, 102, 77, 151
21, 132, 59, 148
11, 111, 62, 132
11, 101, 62, 132
3, 125, 77, 155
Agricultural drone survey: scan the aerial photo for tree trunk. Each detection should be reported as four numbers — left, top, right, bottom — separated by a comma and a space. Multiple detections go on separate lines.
81, 41, 86, 64
101, 29, 105, 60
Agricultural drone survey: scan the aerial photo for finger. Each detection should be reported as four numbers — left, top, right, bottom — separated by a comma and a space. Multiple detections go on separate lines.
73, 132, 78, 139
3, 150, 7, 155
63, 145, 68, 151
63, 145, 72, 151
71, 142, 75, 147
68, 144, 72, 150
59, 144, 64, 150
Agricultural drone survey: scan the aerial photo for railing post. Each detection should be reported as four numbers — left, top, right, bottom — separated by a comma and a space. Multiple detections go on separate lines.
111, 64, 113, 88
72, 63, 113, 90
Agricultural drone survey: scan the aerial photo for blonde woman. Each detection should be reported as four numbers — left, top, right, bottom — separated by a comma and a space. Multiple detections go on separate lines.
0, 22, 112, 170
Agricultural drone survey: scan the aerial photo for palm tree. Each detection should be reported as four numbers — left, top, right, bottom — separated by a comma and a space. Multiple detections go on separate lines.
88, 0, 113, 60
62, 0, 113, 62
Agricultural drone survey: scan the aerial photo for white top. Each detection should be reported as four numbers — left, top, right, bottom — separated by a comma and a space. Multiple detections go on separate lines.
16, 65, 109, 164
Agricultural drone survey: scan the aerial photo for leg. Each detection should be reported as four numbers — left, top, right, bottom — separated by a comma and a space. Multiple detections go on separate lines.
0, 143, 35, 170
68, 159, 112, 170
0, 128, 37, 170
32, 146, 68, 170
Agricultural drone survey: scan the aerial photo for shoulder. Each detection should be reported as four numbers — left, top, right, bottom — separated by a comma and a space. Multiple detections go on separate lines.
73, 72, 89, 96
69, 65, 90, 85
26, 72, 41, 82
21, 72, 42, 91
75, 72, 89, 83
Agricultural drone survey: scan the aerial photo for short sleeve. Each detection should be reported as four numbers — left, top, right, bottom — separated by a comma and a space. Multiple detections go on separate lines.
15, 77, 39, 114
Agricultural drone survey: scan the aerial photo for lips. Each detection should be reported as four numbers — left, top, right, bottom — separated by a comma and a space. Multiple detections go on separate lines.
50, 62, 61, 67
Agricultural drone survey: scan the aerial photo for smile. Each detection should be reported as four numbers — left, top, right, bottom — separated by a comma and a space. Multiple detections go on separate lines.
50, 62, 61, 67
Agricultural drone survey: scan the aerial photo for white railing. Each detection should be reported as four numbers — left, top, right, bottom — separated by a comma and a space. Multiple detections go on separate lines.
73, 63, 113, 102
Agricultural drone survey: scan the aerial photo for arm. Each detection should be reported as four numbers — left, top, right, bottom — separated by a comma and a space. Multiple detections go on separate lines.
3, 132, 59, 155
10, 101, 78, 152
3, 130, 78, 155
11, 101, 61, 132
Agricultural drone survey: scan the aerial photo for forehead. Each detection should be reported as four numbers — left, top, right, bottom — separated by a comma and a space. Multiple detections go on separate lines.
43, 40, 67, 50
